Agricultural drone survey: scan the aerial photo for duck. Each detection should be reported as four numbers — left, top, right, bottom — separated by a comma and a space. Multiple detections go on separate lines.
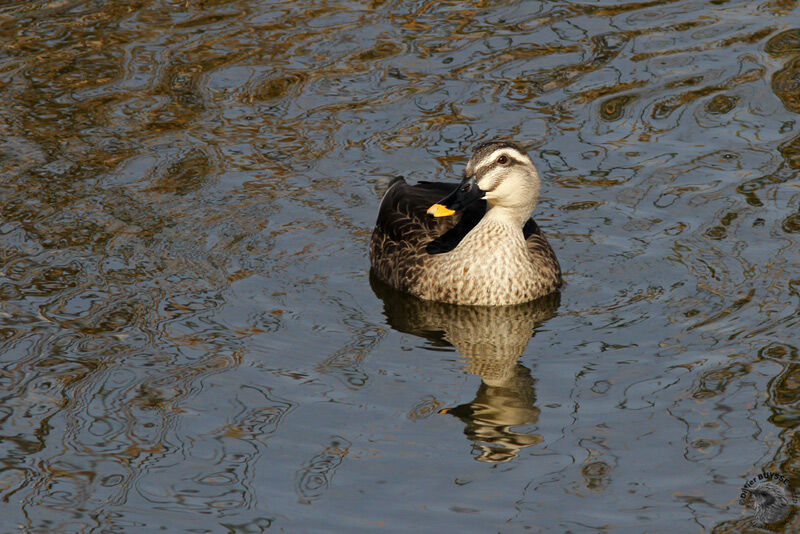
369, 141, 562, 306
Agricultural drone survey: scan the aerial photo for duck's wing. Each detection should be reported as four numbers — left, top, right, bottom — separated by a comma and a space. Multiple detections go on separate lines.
522, 219, 563, 288
369, 177, 486, 289
373, 177, 486, 252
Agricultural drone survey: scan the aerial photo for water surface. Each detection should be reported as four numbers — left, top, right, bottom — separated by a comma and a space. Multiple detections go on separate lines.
1, 0, 800, 531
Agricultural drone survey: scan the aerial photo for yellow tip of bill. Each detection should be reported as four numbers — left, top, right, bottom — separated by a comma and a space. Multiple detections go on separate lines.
427, 203, 455, 217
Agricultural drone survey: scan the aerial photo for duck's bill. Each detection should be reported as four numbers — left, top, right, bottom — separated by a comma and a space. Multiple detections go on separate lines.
426, 175, 484, 218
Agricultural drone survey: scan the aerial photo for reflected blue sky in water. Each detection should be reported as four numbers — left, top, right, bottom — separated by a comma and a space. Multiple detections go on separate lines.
0, 0, 799, 531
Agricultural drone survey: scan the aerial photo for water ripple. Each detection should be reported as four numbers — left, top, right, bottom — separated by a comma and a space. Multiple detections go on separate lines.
1, 0, 800, 531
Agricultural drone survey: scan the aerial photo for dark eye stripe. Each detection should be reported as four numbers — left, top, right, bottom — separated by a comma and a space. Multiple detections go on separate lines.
475, 156, 528, 191
483, 156, 525, 172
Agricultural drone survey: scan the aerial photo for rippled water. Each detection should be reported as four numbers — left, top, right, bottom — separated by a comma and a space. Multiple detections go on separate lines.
1, 0, 800, 531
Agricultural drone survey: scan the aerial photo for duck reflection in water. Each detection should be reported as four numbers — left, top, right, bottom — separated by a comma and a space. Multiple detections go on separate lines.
371, 273, 560, 463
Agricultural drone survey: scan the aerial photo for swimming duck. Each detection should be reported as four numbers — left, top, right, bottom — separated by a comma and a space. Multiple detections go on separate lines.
370, 141, 562, 306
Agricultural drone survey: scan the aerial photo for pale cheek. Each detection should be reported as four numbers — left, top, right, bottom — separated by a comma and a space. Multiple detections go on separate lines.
492, 181, 517, 200
480, 189, 496, 202
478, 172, 505, 193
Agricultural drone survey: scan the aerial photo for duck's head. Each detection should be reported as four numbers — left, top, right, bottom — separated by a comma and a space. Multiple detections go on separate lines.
427, 141, 541, 223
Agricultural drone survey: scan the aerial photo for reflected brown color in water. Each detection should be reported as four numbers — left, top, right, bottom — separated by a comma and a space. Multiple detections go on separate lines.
372, 276, 559, 462
1, 0, 800, 531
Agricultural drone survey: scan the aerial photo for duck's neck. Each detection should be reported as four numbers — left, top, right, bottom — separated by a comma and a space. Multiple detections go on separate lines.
457, 205, 529, 255
480, 204, 533, 229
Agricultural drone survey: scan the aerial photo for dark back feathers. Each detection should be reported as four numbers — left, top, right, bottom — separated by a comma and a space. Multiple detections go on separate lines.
374, 177, 550, 256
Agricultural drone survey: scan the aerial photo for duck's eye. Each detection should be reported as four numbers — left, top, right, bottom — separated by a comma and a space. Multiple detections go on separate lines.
497, 155, 508, 165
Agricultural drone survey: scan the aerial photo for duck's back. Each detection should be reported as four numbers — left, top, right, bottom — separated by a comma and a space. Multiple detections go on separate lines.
369, 177, 561, 305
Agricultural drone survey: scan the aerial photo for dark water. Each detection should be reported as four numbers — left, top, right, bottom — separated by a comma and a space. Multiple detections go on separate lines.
1, 0, 800, 531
